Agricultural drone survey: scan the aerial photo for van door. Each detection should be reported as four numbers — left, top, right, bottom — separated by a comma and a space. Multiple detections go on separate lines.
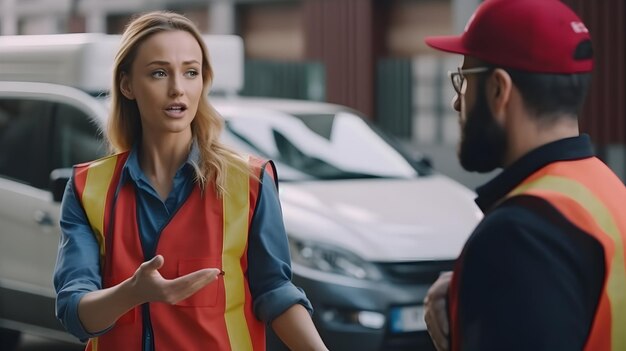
0, 97, 64, 333
0, 95, 105, 335
0, 97, 57, 290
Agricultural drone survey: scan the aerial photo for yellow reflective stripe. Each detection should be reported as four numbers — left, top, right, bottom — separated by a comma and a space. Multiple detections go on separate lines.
510, 175, 626, 350
223, 162, 253, 351
82, 156, 117, 262
91, 337, 98, 351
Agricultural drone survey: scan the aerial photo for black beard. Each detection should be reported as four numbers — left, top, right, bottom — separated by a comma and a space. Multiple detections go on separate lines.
458, 85, 507, 173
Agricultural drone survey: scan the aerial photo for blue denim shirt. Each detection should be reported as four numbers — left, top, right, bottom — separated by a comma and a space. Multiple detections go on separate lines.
53, 144, 311, 342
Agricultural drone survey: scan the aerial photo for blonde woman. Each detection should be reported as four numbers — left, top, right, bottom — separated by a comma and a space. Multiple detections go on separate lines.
54, 11, 327, 351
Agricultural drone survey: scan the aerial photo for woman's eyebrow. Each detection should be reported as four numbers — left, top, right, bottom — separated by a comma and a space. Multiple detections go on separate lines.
146, 59, 201, 67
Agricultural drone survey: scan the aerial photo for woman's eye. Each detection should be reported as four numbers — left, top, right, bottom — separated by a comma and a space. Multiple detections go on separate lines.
185, 70, 199, 78
151, 70, 166, 78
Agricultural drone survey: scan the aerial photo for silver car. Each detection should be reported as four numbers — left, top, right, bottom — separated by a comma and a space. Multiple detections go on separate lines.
215, 98, 481, 350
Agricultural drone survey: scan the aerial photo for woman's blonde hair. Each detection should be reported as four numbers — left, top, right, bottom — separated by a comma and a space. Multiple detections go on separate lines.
107, 11, 249, 195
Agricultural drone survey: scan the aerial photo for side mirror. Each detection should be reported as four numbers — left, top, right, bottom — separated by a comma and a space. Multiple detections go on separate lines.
50, 168, 72, 203
420, 156, 433, 169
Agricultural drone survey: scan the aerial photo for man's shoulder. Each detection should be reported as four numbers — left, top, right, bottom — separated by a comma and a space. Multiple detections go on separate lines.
468, 194, 604, 262
474, 196, 546, 233
467, 194, 574, 253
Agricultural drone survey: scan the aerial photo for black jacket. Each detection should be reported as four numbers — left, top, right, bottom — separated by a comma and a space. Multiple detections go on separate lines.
457, 135, 605, 351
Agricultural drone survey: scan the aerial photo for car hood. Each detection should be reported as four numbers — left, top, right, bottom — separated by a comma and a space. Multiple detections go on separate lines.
279, 174, 483, 262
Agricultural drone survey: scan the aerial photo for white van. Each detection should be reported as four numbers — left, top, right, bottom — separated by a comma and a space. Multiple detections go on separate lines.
0, 34, 481, 351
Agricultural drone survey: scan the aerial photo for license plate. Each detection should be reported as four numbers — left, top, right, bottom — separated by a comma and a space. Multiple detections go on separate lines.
390, 305, 427, 333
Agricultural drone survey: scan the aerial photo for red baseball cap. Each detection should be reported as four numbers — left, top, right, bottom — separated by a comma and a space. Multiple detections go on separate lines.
425, 0, 593, 73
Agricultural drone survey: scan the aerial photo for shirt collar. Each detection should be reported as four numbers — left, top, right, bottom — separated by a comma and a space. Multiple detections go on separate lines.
474, 134, 595, 212
120, 140, 200, 185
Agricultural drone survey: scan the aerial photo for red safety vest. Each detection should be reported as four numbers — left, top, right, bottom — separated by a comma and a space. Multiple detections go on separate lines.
72, 152, 272, 351
449, 157, 626, 351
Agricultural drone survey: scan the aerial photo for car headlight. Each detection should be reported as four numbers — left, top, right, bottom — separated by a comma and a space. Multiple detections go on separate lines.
288, 238, 382, 281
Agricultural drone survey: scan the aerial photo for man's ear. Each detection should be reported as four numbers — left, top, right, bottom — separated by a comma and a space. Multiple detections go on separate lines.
119, 72, 135, 100
486, 68, 512, 125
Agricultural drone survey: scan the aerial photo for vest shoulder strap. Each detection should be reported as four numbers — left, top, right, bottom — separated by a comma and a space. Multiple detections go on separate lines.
73, 152, 129, 262
506, 164, 626, 351
248, 155, 278, 189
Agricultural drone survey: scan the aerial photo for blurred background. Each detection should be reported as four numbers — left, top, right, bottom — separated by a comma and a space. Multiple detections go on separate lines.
1, 0, 624, 187
1, 0, 625, 350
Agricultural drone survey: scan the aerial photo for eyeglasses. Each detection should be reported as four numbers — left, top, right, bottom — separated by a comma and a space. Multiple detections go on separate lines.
449, 67, 491, 95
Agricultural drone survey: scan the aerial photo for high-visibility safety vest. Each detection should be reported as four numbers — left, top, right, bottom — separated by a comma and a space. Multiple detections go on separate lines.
449, 157, 626, 351
72, 151, 273, 351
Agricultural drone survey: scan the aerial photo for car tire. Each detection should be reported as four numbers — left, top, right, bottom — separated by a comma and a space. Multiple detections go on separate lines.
0, 328, 21, 351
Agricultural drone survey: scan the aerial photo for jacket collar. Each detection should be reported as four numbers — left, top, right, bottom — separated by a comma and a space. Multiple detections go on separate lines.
475, 134, 595, 211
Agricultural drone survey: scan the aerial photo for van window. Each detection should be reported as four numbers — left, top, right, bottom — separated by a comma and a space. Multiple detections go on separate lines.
50, 103, 106, 170
0, 98, 105, 190
0, 98, 50, 186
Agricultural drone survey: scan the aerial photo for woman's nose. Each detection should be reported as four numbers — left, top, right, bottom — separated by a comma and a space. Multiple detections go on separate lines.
169, 77, 184, 97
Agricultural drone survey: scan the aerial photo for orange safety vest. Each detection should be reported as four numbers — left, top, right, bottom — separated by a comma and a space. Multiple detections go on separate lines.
449, 157, 626, 351
72, 151, 272, 351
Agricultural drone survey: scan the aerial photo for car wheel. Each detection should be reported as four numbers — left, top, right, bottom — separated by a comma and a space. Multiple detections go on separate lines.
0, 328, 21, 351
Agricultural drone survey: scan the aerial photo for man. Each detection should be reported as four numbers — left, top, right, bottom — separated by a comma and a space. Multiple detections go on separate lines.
422, 0, 626, 350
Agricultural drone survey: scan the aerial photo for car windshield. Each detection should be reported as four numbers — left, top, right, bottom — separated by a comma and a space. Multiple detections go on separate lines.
220, 110, 428, 181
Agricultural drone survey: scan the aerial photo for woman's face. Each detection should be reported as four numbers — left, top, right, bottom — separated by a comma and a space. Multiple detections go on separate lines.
120, 30, 204, 140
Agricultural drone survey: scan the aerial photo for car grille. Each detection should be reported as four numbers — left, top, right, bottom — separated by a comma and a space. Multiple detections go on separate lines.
376, 260, 455, 285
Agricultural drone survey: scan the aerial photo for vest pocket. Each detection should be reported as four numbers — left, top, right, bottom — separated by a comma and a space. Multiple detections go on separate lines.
177, 258, 222, 307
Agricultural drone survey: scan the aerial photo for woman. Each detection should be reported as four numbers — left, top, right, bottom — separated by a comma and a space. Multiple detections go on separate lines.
54, 11, 328, 351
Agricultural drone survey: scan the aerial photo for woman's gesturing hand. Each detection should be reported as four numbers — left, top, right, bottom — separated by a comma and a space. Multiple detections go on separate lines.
78, 254, 220, 333
130, 255, 220, 305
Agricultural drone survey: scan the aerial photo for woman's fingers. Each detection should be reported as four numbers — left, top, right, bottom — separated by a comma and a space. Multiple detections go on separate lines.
162, 268, 221, 305
140, 255, 164, 272
133, 256, 220, 305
